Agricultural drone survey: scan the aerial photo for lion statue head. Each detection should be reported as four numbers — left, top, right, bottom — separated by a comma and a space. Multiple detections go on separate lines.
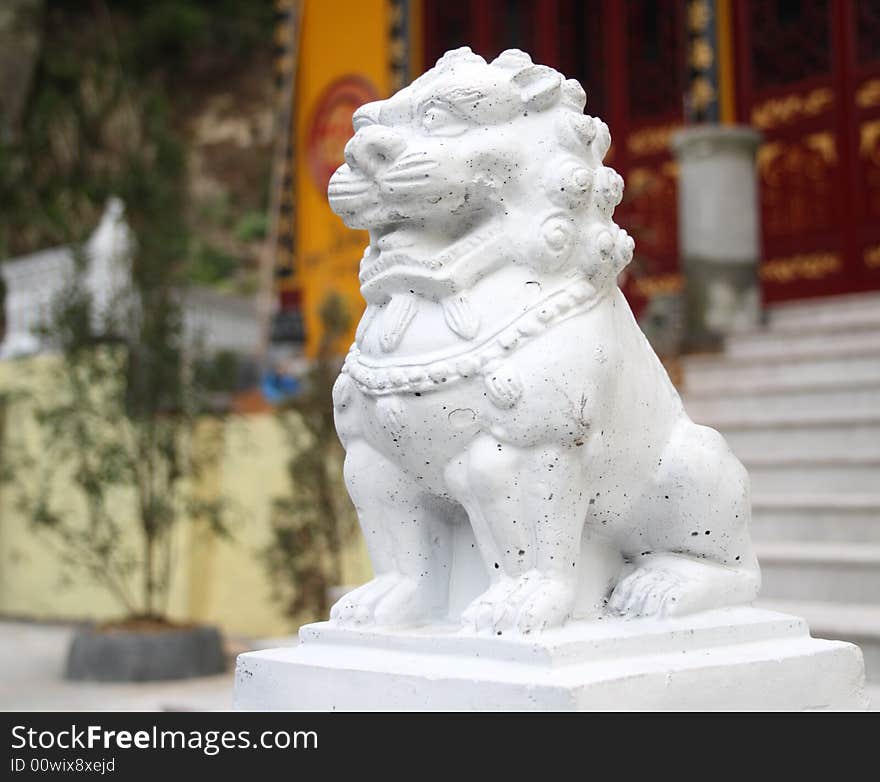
329, 47, 634, 308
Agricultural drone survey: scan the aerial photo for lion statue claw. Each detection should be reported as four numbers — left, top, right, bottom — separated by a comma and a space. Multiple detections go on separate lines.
327, 48, 759, 633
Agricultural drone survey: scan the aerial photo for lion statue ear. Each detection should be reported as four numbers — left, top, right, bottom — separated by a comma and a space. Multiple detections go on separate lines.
513, 65, 563, 110
492, 50, 563, 111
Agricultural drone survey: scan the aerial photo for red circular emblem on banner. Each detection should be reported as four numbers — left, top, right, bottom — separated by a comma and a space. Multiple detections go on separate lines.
307, 76, 380, 194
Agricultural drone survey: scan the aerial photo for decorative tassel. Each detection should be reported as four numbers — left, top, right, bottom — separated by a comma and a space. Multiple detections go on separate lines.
442, 294, 480, 340
380, 295, 418, 352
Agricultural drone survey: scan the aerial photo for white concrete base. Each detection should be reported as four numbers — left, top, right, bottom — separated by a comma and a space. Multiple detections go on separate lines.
234, 607, 869, 711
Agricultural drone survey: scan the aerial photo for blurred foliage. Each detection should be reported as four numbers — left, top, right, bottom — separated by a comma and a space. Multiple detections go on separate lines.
0, 0, 278, 618
0, 0, 274, 277
263, 294, 359, 623
194, 348, 242, 393
186, 240, 239, 285
0, 0, 357, 624
6, 242, 231, 620
234, 210, 269, 243
101, 0, 274, 69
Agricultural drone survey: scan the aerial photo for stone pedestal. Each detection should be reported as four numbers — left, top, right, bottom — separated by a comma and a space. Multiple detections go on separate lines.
234, 607, 868, 711
672, 125, 763, 351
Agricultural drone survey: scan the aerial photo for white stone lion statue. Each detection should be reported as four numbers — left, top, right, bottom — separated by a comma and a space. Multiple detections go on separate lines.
327, 47, 760, 634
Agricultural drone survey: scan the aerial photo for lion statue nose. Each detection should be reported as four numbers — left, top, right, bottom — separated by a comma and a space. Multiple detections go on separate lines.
344, 125, 407, 177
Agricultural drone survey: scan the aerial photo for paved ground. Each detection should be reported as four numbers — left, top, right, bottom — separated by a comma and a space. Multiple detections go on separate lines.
0, 621, 237, 711
1, 620, 876, 711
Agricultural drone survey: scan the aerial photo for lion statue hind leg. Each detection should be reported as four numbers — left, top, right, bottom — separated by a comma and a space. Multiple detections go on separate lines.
608, 418, 761, 619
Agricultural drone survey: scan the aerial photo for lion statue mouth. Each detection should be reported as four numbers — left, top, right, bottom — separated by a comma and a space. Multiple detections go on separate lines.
329, 146, 494, 295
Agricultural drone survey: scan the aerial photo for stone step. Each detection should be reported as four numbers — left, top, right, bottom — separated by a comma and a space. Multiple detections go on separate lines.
724, 325, 880, 361
746, 456, 880, 494
689, 404, 880, 431
767, 306, 880, 334
755, 598, 880, 683
685, 383, 880, 425
721, 419, 880, 461
750, 494, 880, 543
768, 292, 880, 332
682, 350, 880, 396
756, 540, 880, 604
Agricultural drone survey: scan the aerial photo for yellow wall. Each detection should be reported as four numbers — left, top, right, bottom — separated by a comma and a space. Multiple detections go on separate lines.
0, 356, 371, 638
291, 0, 391, 356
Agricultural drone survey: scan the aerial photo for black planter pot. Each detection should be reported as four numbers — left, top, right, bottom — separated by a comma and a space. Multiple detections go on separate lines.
65, 624, 227, 682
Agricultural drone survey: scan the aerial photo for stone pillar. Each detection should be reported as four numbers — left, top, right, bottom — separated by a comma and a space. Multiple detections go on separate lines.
672, 126, 762, 351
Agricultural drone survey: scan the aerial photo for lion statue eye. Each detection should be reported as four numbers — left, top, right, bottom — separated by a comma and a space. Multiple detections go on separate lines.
421, 103, 469, 137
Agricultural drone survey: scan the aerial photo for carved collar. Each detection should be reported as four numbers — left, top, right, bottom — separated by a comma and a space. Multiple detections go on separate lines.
344, 278, 606, 396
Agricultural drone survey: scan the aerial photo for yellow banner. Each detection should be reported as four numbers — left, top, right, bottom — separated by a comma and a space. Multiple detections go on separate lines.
290, 0, 391, 356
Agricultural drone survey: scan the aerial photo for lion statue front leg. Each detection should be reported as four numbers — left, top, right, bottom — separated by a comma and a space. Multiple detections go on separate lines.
329, 439, 453, 627
445, 435, 590, 634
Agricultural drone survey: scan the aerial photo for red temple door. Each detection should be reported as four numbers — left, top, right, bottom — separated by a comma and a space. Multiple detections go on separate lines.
852, 0, 880, 293
734, 0, 880, 301
422, 0, 686, 319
